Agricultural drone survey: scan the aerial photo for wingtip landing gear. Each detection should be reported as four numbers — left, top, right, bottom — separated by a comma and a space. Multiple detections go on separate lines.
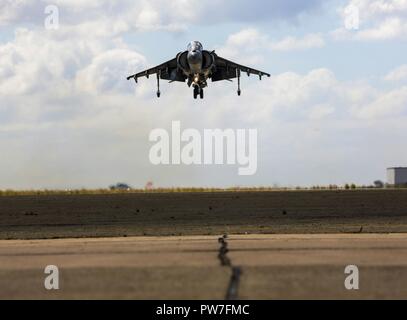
156, 73, 161, 98
237, 69, 241, 97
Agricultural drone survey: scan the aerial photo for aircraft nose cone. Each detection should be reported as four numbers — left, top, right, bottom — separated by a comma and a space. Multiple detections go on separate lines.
188, 51, 202, 65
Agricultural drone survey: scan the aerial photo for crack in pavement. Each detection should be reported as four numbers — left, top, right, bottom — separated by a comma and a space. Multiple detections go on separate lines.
218, 234, 242, 300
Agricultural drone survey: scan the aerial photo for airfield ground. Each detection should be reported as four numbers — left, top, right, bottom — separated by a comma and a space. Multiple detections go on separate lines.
1, 190, 407, 299
2, 234, 407, 299
1, 190, 407, 240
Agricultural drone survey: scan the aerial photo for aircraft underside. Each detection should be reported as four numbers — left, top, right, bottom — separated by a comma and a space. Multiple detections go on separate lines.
188, 75, 208, 99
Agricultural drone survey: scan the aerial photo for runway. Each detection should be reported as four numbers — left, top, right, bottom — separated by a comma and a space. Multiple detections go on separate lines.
2, 234, 407, 299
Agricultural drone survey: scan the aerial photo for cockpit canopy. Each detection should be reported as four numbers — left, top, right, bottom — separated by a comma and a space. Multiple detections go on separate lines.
187, 41, 203, 52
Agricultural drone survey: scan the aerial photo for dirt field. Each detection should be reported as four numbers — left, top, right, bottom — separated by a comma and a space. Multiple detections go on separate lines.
2, 234, 407, 299
1, 190, 407, 239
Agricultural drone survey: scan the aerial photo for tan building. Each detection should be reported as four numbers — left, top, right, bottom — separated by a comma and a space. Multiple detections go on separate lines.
387, 167, 407, 186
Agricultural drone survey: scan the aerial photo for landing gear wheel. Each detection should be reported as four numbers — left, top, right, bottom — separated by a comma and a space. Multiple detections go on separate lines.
200, 88, 204, 99
237, 90, 241, 96
193, 86, 199, 99
157, 91, 161, 98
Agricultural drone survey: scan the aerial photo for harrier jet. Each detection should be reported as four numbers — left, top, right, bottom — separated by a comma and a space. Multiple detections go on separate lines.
127, 41, 270, 99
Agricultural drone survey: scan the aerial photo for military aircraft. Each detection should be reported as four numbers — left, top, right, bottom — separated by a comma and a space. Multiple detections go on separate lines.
127, 41, 270, 99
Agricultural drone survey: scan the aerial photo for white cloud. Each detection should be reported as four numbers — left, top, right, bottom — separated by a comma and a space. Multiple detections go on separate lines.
0, 28, 117, 96
217, 29, 325, 65
355, 17, 407, 40
354, 86, 407, 119
308, 104, 335, 120
223, 28, 266, 48
0, 0, 36, 26
0, 0, 325, 31
270, 33, 325, 51
385, 64, 407, 82
75, 49, 146, 94
216, 28, 267, 65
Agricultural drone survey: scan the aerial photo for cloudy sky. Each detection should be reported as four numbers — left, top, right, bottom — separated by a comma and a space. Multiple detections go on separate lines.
1, 0, 407, 189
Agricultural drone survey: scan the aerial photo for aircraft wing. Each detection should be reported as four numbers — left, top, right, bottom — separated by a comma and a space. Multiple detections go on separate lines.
211, 54, 270, 82
126, 57, 185, 82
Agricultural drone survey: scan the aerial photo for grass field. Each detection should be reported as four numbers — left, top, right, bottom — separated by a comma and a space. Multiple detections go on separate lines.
0, 186, 403, 197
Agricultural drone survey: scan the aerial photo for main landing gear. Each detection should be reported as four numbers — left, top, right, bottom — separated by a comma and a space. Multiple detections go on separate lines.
193, 86, 204, 99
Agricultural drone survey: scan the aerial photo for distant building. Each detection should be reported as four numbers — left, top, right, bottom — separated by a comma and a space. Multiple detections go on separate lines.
387, 167, 407, 186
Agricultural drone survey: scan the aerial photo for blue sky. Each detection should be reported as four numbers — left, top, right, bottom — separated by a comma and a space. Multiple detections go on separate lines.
1, 0, 407, 189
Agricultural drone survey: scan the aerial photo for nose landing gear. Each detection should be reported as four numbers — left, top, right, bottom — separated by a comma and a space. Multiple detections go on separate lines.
193, 86, 204, 99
